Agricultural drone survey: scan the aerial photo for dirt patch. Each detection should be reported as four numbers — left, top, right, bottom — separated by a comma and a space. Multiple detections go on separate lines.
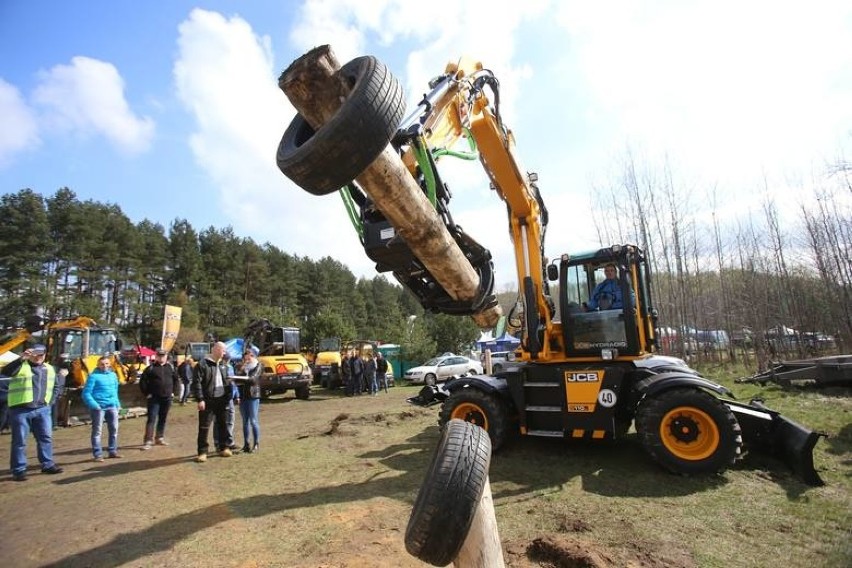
325, 412, 352, 435
506, 535, 615, 567
504, 535, 696, 568
556, 516, 592, 533
0, 384, 845, 567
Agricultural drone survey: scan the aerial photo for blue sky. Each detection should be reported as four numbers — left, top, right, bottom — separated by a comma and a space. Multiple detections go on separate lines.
2, 1, 851, 288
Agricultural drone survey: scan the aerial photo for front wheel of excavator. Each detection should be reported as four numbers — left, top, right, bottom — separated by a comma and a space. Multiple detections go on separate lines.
635, 387, 742, 476
439, 388, 509, 451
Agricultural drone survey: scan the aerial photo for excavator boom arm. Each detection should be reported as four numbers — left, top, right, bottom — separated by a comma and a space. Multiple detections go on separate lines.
397, 60, 554, 359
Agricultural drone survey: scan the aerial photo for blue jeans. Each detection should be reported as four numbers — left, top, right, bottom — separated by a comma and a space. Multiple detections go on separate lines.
90, 407, 119, 458
180, 381, 191, 404
239, 398, 260, 447
367, 373, 377, 394
144, 396, 172, 442
0, 397, 8, 431
9, 404, 55, 475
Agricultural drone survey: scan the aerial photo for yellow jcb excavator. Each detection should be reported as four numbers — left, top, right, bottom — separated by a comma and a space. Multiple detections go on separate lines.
244, 319, 313, 400
276, 50, 823, 485
1, 316, 147, 424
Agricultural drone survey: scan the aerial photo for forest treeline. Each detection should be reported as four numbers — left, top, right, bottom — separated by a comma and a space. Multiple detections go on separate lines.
0, 187, 479, 365
2, 152, 850, 373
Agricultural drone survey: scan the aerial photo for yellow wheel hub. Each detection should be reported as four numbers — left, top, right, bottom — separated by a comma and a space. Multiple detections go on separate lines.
451, 403, 489, 430
659, 406, 719, 461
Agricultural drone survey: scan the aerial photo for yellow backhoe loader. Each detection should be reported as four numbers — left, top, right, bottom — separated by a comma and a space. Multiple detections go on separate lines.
1, 316, 147, 424
276, 49, 823, 485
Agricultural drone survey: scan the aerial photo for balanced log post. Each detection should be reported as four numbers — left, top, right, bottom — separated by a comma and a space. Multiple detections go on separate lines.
280, 45, 501, 329
452, 478, 505, 568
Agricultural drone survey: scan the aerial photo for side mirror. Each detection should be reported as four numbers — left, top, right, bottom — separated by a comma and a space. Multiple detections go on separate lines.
546, 264, 558, 281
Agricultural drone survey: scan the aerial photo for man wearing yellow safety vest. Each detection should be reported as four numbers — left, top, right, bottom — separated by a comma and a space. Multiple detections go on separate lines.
2, 344, 64, 481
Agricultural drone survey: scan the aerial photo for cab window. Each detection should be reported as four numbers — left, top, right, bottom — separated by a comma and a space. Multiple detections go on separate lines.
563, 264, 588, 309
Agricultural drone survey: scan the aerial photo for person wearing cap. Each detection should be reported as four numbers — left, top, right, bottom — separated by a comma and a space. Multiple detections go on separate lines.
81, 355, 122, 461
1, 344, 64, 481
138, 348, 179, 450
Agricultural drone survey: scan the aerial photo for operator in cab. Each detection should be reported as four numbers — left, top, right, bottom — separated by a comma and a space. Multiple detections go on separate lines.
584, 263, 627, 311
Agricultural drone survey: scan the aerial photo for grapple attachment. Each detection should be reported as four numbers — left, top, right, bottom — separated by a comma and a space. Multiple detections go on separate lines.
725, 399, 825, 486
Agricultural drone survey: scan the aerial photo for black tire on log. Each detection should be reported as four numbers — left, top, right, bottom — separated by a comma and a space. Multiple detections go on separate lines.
404, 419, 491, 566
277, 56, 406, 195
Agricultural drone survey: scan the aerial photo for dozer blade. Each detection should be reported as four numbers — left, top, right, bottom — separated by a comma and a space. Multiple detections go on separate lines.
725, 399, 825, 486
405, 385, 448, 408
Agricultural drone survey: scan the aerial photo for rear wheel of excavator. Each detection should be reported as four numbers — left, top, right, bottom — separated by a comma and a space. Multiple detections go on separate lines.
635, 387, 741, 476
439, 389, 509, 451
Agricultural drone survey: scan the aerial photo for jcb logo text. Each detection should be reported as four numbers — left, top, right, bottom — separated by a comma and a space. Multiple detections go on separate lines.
567, 372, 600, 382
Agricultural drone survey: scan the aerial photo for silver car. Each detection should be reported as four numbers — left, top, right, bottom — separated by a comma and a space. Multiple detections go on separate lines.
404, 355, 484, 386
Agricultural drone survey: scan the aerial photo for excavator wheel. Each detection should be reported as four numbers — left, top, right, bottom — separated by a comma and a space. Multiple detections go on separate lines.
439, 388, 509, 451
635, 387, 742, 476
276, 55, 406, 195
295, 385, 311, 400
405, 419, 491, 566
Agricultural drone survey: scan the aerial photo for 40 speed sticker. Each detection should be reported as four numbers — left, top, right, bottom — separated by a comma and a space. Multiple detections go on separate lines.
597, 389, 617, 408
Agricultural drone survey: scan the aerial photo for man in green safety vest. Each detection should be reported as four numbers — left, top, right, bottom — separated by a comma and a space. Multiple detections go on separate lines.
2, 344, 64, 481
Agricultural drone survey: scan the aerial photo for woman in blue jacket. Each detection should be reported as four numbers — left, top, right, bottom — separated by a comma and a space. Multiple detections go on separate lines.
81, 356, 122, 461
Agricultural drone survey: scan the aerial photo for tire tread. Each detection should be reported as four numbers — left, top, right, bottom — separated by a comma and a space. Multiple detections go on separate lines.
405, 420, 491, 566
277, 56, 405, 194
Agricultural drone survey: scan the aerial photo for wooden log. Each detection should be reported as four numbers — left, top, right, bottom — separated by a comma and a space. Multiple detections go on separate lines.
453, 477, 505, 568
279, 45, 501, 329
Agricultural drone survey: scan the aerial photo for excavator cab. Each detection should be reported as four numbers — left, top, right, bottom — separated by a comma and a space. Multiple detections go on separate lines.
45, 322, 126, 387
551, 244, 657, 359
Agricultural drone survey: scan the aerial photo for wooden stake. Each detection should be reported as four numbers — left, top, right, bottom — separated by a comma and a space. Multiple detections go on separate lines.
453, 478, 505, 568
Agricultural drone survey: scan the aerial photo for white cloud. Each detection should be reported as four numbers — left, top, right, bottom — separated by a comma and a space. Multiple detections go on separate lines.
554, 1, 852, 185
288, 0, 375, 63
290, 0, 548, 122
0, 79, 40, 168
174, 8, 379, 278
32, 56, 155, 154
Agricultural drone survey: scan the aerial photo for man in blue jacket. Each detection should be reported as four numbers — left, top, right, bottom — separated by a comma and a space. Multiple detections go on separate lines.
585, 263, 630, 311
81, 355, 122, 461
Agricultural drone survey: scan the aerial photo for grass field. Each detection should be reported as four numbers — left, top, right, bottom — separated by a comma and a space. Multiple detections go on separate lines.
0, 368, 849, 567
